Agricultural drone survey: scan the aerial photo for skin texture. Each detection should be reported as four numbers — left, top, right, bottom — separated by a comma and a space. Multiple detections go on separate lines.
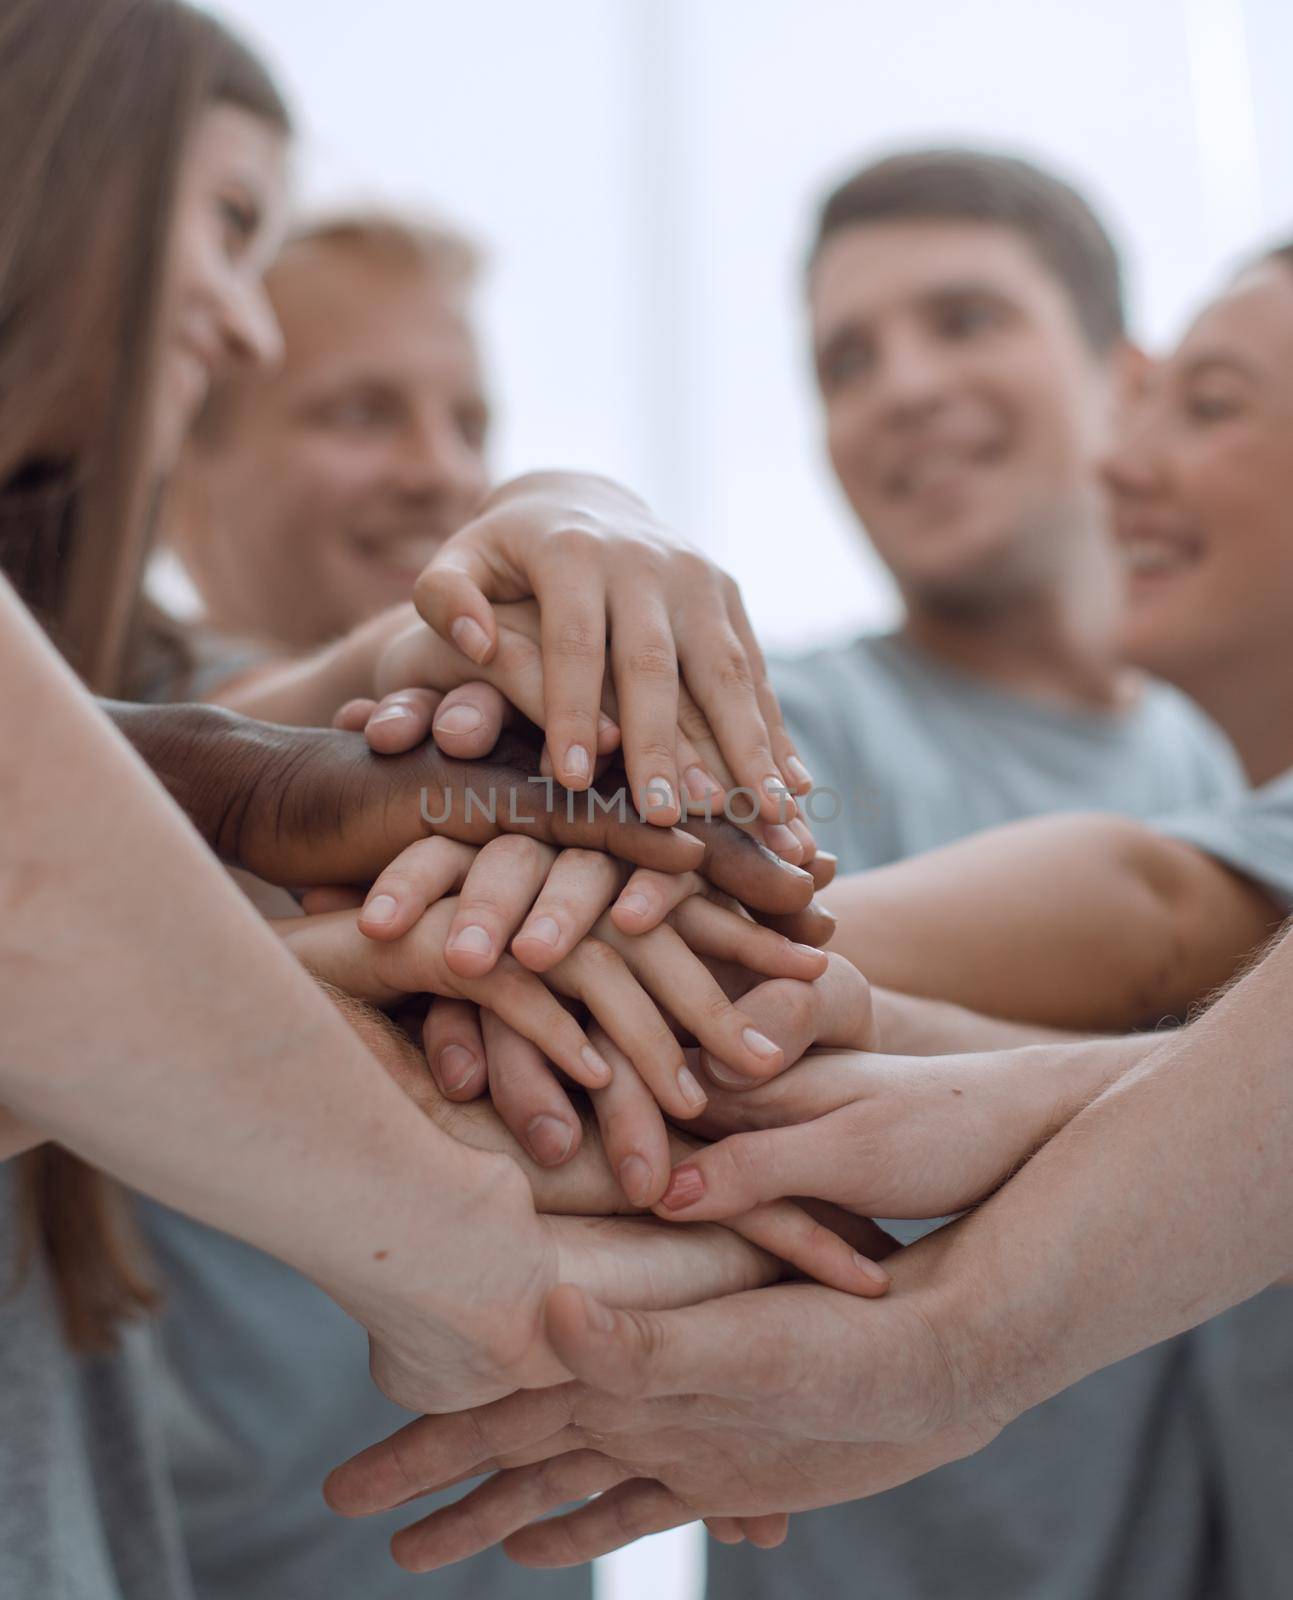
821, 812, 1280, 1029
168, 244, 489, 648
0, 588, 881, 1429
325, 925, 1293, 1568
151, 105, 289, 469
104, 701, 824, 910
809, 218, 1132, 705
1108, 260, 1293, 785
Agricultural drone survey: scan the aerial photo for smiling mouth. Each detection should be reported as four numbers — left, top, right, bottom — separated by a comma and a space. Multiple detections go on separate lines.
885, 439, 1004, 498
1118, 531, 1205, 582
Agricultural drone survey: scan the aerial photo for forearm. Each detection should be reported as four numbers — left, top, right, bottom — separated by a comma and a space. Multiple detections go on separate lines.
870, 987, 1092, 1055
916, 925, 1293, 1434
823, 813, 1280, 1029
208, 604, 414, 726
2, 589, 497, 1312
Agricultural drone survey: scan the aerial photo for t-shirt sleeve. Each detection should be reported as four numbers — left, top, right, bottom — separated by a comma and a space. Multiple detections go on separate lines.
1154, 767, 1293, 911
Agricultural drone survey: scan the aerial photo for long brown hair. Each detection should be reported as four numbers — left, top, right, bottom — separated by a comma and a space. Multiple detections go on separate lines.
1, 0, 290, 1350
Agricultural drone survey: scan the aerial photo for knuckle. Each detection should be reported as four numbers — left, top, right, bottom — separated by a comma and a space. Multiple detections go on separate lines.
571, 936, 622, 978
714, 646, 755, 695
625, 643, 677, 683
549, 618, 604, 662
677, 699, 715, 745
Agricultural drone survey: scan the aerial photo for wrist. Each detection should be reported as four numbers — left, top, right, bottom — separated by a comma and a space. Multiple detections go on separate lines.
106, 700, 297, 861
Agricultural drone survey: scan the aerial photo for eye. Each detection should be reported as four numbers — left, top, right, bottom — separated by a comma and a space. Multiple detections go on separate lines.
820, 339, 874, 390
218, 195, 258, 255
1185, 390, 1244, 424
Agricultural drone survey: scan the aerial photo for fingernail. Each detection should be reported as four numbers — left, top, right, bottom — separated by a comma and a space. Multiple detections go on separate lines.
434, 703, 484, 735
645, 777, 678, 816
450, 615, 491, 664
617, 892, 651, 918
660, 1163, 705, 1210
581, 1046, 613, 1085
705, 1057, 754, 1089
583, 1293, 616, 1334
437, 1044, 477, 1092
676, 1065, 708, 1111
762, 776, 790, 800
854, 1253, 891, 1289
521, 915, 561, 947
763, 824, 801, 859
776, 857, 813, 880
447, 924, 492, 955
362, 893, 399, 926
786, 756, 813, 789
792, 942, 824, 959
597, 713, 619, 738
369, 703, 413, 725
526, 1114, 574, 1165
618, 1154, 654, 1207
741, 1028, 780, 1060
684, 765, 723, 803
564, 744, 590, 782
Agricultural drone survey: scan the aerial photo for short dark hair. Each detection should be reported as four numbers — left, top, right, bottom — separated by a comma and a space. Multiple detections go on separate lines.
809, 148, 1126, 352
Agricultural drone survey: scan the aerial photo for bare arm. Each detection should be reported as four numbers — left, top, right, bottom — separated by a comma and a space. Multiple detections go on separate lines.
823, 812, 1281, 1030
869, 986, 1092, 1054
204, 604, 412, 724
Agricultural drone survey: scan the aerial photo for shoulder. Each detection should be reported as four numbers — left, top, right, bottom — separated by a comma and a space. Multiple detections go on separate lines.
1128, 674, 1247, 791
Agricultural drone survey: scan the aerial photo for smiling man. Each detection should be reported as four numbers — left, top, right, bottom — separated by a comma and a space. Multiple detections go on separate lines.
708, 148, 1252, 1600
164, 210, 490, 667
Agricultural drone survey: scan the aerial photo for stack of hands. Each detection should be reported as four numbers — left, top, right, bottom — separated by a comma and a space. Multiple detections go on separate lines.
149, 474, 1105, 1571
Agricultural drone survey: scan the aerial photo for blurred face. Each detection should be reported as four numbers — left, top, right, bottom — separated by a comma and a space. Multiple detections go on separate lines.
810, 220, 1119, 610
155, 104, 289, 468
1107, 262, 1293, 684
171, 246, 490, 647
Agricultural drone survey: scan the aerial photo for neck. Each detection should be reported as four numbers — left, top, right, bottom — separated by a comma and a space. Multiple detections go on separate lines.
1168, 646, 1293, 786
898, 528, 1126, 712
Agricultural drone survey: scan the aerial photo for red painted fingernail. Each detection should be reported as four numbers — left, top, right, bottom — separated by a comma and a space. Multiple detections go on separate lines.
660, 1164, 705, 1210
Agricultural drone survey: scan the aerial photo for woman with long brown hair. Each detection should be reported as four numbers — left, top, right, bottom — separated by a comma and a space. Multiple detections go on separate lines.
1, 2, 289, 1592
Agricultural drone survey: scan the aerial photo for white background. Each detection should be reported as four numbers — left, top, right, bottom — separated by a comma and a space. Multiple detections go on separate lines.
199, 2, 1293, 1593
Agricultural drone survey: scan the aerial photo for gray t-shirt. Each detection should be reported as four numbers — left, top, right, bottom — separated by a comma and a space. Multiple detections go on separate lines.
1156, 764, 1293, 910
0, 1165, 195, 1600
707, 632, 1247, 1600
139, 1209, 591, 1600
772, 632, 1245, 867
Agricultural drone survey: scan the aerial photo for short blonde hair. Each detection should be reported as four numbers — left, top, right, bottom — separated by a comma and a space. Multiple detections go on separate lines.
275, 206, 483, 288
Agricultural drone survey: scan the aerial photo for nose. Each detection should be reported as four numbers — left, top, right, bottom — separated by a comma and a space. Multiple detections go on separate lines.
872, 327, 949, 424
220, 274, 284, 373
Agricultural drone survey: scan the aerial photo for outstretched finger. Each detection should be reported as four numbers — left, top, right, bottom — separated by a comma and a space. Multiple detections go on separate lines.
503, 1477, 696, 1567
654, 1119, 859, 1220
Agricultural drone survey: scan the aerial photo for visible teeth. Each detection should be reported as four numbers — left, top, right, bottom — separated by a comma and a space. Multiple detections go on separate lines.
1121, 538, 1193, 575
